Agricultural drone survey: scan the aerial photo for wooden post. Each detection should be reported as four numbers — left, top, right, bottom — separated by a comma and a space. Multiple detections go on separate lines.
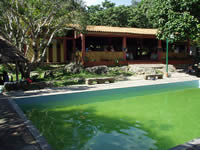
81, 34, 86, 63
52, 40, 57, 63
15, 61, 19, 81
63, 38, 67, 62
122, 37, 127, 49
123, 37, 127, 60
158, 40, 162, 49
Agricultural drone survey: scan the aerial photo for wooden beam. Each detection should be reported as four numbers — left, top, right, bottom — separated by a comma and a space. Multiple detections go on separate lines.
122, 37, 127, 49
122, 37, 127, 60
52, 40, 57, 63
158, 40, 162, 49
86, 32, 156, 39
81, 34, 86, 63
63, 38, 67, 62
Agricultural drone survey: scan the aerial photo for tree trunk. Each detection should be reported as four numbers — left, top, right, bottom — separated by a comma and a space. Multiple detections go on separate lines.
18, 62, 33, 79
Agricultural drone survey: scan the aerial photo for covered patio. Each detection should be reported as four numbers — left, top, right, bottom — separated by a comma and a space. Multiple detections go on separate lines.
74, 25, 193, 66
45, 25, 193, 66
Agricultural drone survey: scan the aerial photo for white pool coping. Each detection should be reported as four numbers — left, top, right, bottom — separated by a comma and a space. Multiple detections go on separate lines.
10, 73, 200, 99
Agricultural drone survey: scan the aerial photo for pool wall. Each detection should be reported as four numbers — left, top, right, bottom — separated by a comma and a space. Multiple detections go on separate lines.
8, 98, 53, 150
11, 80, 200, 150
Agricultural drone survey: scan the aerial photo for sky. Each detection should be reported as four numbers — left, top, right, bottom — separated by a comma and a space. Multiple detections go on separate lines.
84, 0, 132, 6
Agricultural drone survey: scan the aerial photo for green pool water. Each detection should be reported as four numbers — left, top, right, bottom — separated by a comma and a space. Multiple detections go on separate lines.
15, 80, 200, 150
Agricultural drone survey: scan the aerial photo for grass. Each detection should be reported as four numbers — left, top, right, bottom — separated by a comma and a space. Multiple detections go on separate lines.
17, 81, 200, 150
32, 65, 133, 87
0, 64, 133, 87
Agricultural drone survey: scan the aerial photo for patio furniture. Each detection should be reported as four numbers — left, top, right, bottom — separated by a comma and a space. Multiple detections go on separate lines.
144, 74, 163, 80
86, 77, 115, 85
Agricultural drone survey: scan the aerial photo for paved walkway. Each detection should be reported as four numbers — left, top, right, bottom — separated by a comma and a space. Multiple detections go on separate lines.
7, 72, 200, 99
0, 96, 41, 150
1, 71, 200, 150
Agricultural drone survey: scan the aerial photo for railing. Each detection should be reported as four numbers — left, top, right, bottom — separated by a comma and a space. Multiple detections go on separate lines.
159, 51, 189, 60
84, 51, 125, 62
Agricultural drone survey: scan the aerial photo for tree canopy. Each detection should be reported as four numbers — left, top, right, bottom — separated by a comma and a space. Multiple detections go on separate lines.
0, 0, 87, 77
145, 0, 200, 42
87, 0, 152, 28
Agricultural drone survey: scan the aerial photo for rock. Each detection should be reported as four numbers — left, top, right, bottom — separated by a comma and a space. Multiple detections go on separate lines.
144, 68, 156, 75
120, 66, 130, 72
115, 75, 128, 81
63, 63, 83, 74
86, 65, 108, 74
109, 66, 129, 73
128, 64, 176, 75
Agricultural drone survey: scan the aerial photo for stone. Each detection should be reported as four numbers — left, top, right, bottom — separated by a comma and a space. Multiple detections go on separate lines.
86, 65, 108, 74
128, 64, 176, 75
63, 63, 83, 74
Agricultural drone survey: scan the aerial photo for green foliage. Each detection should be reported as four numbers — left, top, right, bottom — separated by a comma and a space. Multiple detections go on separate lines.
146, 0, 200, 41
128, 0, 153, 28
0, 0, 88, 78
87, 0, 152, 28
87, 1, 132, 27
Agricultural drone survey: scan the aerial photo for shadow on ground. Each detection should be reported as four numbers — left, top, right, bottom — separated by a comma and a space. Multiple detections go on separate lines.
0, 98, 41, 150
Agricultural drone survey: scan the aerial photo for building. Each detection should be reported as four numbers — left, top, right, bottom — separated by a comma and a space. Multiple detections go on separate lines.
46, 25, 193, 66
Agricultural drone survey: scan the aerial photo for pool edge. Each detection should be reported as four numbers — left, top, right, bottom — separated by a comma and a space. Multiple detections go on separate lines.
8, 98, 54, 150
13, 79, 200, 99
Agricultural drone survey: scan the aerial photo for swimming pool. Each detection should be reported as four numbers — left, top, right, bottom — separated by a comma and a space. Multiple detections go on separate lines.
15, 80, 200, 150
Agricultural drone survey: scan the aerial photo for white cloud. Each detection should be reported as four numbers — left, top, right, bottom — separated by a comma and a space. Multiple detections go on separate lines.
84, 0, 104, 6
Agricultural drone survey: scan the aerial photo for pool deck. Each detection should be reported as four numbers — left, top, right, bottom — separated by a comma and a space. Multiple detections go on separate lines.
7, 72, 200, 99
1, 72, 200, 150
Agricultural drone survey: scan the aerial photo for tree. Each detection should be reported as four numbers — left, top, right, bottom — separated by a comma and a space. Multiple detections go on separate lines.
0, 0, 87, 78
128, 0, 153, 28
146, 0, 200, 42
87, 0, 153, 28
87, 0, 133, 27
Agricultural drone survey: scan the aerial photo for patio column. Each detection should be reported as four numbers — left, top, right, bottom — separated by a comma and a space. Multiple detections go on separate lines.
63, 37, 67, 62
81, 34, 86, 63
52, 40, 57, 63
158, 40, 162, 49
123, 37, 127, 60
